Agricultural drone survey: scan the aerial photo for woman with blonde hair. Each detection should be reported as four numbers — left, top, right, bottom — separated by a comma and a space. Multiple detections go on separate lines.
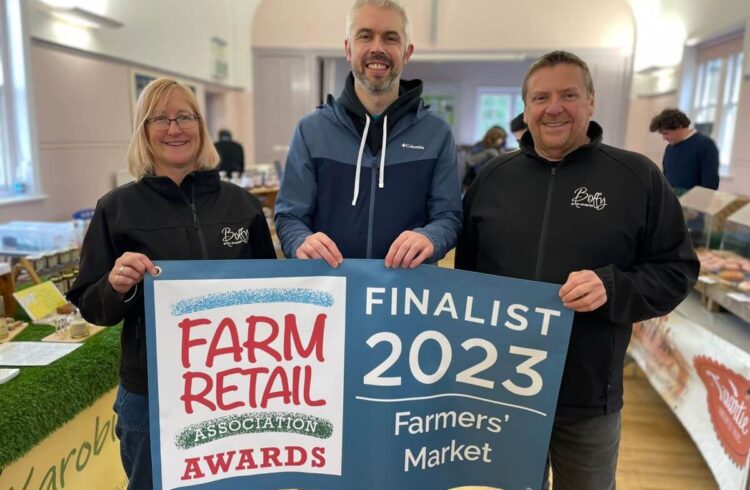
68, 78, 276, 489
463, 125, 507, 190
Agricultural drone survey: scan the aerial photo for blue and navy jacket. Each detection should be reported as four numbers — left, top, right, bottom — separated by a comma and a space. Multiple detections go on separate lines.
275, 82, 462, 261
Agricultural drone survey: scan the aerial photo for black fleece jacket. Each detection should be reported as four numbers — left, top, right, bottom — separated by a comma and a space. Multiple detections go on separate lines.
67, 170, 276, 395
456, 122, 699, 416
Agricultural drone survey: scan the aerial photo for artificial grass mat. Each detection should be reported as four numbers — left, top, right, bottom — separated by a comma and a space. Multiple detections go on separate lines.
0, 323, 121, 470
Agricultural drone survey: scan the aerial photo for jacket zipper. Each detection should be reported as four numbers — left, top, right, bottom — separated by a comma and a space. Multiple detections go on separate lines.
366, 156, 378, 258
181, 183, 209, 259
534, 166, 557, 280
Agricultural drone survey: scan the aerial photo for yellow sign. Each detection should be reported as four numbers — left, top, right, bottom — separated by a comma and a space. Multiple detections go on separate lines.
13, 281, 67, 322
1, 388, 127, 489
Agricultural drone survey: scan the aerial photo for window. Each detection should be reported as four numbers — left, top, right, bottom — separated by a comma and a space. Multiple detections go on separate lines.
0, 0, 36, 199
475, 88, 523, 147
692, 40, 744, 174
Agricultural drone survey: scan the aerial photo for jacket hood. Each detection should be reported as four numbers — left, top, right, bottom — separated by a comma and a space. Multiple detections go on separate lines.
520, 121, 604, 164
325, 73, 427, 206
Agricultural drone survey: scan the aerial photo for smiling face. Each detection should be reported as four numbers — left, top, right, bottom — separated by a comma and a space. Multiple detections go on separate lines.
147, 90, 200, 176
345, 4, 413, 96
524, 63, 595, 160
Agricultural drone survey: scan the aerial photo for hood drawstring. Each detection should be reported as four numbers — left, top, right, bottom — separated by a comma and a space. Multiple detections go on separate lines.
352, 114, 370, 206
351, 114, 388, 206
379, 115, 388, 189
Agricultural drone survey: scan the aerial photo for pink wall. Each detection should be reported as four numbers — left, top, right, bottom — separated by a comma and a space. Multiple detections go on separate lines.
0, 44, 254, 223
0, 45, 133, 223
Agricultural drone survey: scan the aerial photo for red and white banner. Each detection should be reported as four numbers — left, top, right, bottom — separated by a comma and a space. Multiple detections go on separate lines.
630, 311, 750, 489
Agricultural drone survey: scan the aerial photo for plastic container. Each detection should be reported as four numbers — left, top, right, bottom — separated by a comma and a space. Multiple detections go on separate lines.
0, 221, 77, 254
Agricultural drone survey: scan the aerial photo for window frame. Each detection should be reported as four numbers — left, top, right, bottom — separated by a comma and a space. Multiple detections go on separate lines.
475, 87, 524, 146
691, 44, 744, 176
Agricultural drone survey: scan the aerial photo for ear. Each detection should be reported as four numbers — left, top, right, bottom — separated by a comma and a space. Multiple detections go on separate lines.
588, 91, 595, 117
344, 39, 352, 62
403, 43, 414, 64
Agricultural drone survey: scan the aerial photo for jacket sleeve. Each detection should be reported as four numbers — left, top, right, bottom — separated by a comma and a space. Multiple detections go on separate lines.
700, 137, 720, 190
594, 167, 699, 324
454, 171, 481, 271
412, 128, 463, 262
274, 123, 316, 258
66, 201, 135, 326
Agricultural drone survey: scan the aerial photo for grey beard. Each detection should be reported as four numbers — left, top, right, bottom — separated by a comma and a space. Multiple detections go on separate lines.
353, 69, 398, 95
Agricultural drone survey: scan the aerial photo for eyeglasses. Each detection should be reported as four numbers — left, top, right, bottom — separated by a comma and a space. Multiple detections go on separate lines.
146, 114, 199, 131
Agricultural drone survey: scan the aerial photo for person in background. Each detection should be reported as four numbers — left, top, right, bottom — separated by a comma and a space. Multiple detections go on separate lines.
462, 125, 506, 190
274, 0, 461, 269
456, 51, 698, 490
67, 78, 276, 489
214, 128, 245, 177
649, 108, 720, 194
510, 112, 528, 142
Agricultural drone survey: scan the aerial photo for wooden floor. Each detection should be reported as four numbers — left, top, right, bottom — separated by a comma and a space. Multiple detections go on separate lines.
618, 364, 717, 489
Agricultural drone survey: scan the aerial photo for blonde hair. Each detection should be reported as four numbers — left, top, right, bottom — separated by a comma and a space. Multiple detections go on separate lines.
127, 78, 219, 179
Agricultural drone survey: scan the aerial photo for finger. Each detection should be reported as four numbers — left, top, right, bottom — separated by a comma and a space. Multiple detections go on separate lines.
560, 282, 594, 304
309, 237, 340, 268
410, 246, 433, 268
385, 234, 408, 268
565, 290, 606, 311
314, 234, 343, 264
390, 239, 413, 269
559, 271, 588, 297
400, 241, 423, 269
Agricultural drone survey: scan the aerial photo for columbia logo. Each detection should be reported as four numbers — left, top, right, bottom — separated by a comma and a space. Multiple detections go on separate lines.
401, 143, 425, 150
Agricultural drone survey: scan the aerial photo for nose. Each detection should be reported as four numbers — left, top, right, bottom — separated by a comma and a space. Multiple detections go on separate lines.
545, 95, 564, 114
369, 35, 385, 54
167, 119, 183, 135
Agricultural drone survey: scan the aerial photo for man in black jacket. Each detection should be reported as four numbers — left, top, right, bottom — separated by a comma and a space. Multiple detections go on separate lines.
456, 51, 698, 490
214, 129, 245, 177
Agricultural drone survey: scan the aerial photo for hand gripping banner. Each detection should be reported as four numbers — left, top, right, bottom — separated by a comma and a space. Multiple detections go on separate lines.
144, 259, 573, 490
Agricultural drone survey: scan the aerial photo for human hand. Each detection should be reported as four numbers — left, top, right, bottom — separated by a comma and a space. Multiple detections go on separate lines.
559, 270, 607, 312
385, 231, 434, 269
295, 232, 344, 268
108, 252, 158, 295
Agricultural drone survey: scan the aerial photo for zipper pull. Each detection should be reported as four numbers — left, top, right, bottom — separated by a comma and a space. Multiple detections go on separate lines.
551, 167, 557, 177
191, 204, 199, 229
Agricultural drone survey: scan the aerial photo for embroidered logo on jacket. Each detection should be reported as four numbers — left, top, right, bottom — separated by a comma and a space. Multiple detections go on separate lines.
401, 143, 425, 150
570, 187, 607, 211
222, 227, 249, 247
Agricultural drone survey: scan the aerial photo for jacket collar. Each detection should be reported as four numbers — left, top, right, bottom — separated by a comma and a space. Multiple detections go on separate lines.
140, 169, 221, 201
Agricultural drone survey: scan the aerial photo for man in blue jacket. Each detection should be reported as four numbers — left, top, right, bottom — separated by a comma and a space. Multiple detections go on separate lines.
275, 0, 462, 268
649, 108, 720, 193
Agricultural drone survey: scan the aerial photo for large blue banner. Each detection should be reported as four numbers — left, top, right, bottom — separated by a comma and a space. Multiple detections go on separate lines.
144, 259, 573, 490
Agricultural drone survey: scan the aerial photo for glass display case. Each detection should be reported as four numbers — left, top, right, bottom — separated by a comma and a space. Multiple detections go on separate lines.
679, 187, 747, 249
722, 203, 750, 258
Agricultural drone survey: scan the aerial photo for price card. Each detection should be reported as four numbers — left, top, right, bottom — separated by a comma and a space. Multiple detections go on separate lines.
727, 292, 750, 303
698, 275, 718, 285
13, 281, 67, 322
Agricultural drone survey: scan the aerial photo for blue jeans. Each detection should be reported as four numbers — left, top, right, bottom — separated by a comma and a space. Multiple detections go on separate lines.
114, 385, 153, 490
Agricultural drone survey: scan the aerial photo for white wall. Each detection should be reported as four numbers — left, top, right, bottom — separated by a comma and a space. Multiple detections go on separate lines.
29, 0, 261, 89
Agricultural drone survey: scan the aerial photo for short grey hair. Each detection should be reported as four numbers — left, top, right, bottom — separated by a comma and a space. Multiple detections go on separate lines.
346, 0, 412, 47
522, 50, 595, 104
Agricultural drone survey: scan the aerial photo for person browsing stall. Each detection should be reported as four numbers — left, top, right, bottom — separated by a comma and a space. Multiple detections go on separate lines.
649, 108, 720, 194
67, 78, 276, 490
274, 0, 462, 269
456, 51, 698, 490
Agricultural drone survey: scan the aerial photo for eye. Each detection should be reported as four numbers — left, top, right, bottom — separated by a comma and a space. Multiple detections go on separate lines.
563, 92, 578, 100
532, 95, 547, 102
176, 114, 196, 123
149, 116, 169, 125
